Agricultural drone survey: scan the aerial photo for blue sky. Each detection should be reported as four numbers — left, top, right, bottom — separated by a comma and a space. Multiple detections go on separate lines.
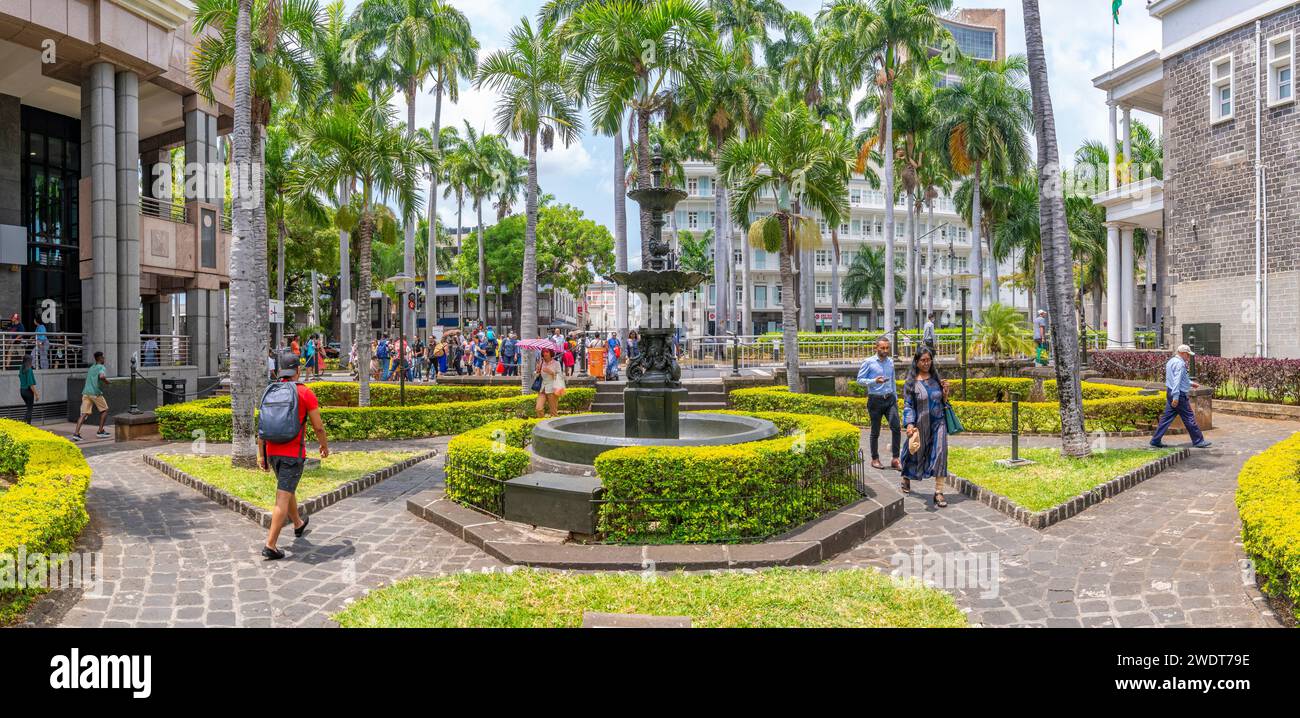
344, 1, 1163, 263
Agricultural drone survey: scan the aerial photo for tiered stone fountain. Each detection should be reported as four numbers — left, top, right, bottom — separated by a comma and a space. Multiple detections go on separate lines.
531, 152, 777, 466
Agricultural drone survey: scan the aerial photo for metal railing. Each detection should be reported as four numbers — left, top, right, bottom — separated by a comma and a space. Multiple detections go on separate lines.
140, 196, 190, 224
139, 335, 191, 367
0, 331, 86, 371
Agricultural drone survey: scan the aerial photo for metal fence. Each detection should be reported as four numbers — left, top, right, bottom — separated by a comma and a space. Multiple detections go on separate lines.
139, 335, 191, 367
0, 331, 86, 371
140, 195, 189, 224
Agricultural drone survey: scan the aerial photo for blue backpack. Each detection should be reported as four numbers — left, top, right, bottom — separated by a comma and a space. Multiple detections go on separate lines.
377, 339, 389, 359
257, 381, 305, 450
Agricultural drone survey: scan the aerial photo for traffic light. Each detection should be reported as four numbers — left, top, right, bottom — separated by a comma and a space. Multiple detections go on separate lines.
407, 297, 417, 312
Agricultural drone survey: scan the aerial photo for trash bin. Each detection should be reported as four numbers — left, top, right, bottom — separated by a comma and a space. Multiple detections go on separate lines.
161, 378, 187, 406
588, 346, 606, 380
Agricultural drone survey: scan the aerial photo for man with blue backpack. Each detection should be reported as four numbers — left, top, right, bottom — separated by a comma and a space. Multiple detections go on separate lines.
257, 349, 330, 560
377, 334, 391, 380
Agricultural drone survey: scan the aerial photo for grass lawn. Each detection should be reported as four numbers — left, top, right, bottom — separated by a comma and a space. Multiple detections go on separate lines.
333, 567, 967, 628
949, 446, 1178, 512
154, 451, 425, 509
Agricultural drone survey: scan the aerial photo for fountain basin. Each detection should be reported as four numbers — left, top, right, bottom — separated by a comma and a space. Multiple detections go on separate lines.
532, 413, 780, 467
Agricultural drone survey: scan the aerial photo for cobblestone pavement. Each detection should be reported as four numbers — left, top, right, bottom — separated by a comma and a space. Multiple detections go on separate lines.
30, 416, 1290, 628
832, 416, 1289, 628
27, 439, 502, 628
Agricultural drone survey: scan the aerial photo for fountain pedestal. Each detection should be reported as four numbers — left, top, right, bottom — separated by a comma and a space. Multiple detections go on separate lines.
624, 386, 689, 439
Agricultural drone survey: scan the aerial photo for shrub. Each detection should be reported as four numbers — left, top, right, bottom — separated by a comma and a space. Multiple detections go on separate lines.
155, 384, 595, 442
0, 420, 92, 623
731, 386, 1165, 433
442, 412, 864, 544
1236, 432, 1300, 622
1091, 351, 1300, 405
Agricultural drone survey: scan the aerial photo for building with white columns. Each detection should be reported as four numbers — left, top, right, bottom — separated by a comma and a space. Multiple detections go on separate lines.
1094, 0, 1300, 358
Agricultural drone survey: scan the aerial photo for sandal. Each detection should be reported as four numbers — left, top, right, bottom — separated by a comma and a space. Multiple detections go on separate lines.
933, 492, 948, 509
900, 478, 911, 494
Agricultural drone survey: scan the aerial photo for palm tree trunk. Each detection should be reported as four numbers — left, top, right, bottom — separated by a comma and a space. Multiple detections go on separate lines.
1023, 0, 1089, 457
228, 0, 257, 468
276, 208, 286, 349
926, 198, 936, 317
339, 178, 352, 368
742, 224, 753, 335
521, 133, 540, 387
904, 192, 916, 329
613, 117, 629, 346
713, 152, 728, 334
476, 200, 486, 324
988, 231, 1000, 308
403, 80, 417, 338
356, 211, 374, 407
780, 245, 799, 391
831, 229, 841, 332
426, 85, 443, 340
882, 89, 897, 334
456, 194, 465, 326
970, 162, 984, 326
637, 106, 653, 268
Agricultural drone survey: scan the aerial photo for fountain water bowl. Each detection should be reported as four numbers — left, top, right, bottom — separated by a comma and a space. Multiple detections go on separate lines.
532, 413, 780, 467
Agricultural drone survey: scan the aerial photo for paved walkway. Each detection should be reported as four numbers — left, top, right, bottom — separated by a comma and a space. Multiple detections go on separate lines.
25, 416, 1290, 628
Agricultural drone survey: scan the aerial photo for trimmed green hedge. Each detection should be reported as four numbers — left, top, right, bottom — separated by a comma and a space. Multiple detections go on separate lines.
0, 419, 92, 624
1236, 432, 1300, 623
155, 383, 595, 442
444, 412, 862, 544
733, 385, 1164, 433
847, 377, 1143, 402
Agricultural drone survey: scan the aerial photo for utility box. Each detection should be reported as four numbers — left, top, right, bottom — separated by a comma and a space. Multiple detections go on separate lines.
161, 378, 187, 405
806, 376, 837, 396
1182, 323, 1221, 357
503, 473, 603, 535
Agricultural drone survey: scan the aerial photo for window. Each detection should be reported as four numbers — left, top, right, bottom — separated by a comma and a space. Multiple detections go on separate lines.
754, 285, 767, 309
815, 250, 831, 268
687, 211, 699, 229
687, 177, 699, 196
775, 284, 782, 303
754, 249, 767, 269
733, 249, 742, 267
816, 281, 830, 302
1211, 54, 1234, 123
1269, 33, 1295, 106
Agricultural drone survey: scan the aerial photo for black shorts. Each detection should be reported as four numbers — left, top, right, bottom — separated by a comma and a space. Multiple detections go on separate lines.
268, 455, 306, 493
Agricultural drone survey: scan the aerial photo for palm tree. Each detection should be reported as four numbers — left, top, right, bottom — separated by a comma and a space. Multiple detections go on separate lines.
720, 96, 851, 391
973, 302, 1034, 358
935, 53, 1032, 327
1022, 0, 1089, 457
563, 0, 717, 266
676, 228, 715, 338
820, 0, 952, 335
992, 173, 1042, 316
478, 16, 583, 386
843, 246, 903, 330
456, 124, 514, 326
217, 0, 258, 468
439, 125, 471, 325
298, 90, 434, 406
265, 117, 329, 351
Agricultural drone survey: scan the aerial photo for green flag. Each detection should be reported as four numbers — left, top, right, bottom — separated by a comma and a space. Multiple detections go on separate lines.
1113, 0, 1122, 24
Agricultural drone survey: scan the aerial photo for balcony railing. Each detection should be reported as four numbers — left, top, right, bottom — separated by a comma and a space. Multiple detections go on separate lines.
139, 335, 192, 368
0, 332, 87, 371
140, 196, 190, 224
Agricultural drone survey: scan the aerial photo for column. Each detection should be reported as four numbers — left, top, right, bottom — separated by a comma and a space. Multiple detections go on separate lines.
186, 288, 213, 375
142, 149, 170, 201
1121, 227, 1135, 348
116, 70, 140, 374
88, 63, 118, 367
1107, 100, 1118, 191
1121, 106, 1133, 185
1106, 223, 1121, 349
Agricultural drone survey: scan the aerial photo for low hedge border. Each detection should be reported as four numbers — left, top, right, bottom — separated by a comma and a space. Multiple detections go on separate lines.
444, 411, 864, 544
155, 383, 595, 442
144, 450, 438, 529
0, 419, 93, 625
846, 377, 1146, 402
732, 385, 1165, 434
946, 448, 1190, 530
1236, 432, 1300, 625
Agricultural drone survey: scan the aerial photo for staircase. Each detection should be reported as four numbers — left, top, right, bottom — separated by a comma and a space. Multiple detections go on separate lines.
591, 380, 730, 414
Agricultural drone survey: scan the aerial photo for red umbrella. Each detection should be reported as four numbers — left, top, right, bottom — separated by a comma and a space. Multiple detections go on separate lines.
515, 338, 562, 352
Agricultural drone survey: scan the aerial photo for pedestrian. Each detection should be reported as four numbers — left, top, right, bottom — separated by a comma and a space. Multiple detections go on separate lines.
501, 332, 519, 376
627, 331, 641, 361
535, 347, 566, 418
377, 334, 391, 380
483, 331, 498, 375
33, 315, 50, 369
143, 335, 159, 367
257, 349, 329, 560
434, 337, 448, 376
18, 353, 38, 424
304, 334, 317, 377
562, 342, 575, 376
856, 338, 901, 471
1150, 345, 1213, 450
901, 347, 952, 508
1033, 310, 1049, 366
348, 340, 359, 378
923, 313, 937, 354
71, 351, 112, 442
605, 331, 621, 381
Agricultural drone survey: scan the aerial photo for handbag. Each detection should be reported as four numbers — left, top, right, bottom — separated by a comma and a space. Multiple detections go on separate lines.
907, 430, 921, 456
944, 401, 965, 436
530, 374, 543, 393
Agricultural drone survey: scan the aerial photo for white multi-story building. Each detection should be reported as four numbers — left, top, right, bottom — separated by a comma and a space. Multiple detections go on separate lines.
668, 161, 1028, 336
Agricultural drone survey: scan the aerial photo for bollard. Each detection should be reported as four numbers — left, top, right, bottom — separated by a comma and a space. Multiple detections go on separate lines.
731, 334, 741, 377
1011, 392, 1020, 462
129, 356, 141, 415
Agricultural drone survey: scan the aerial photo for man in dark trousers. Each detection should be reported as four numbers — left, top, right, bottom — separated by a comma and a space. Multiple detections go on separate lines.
258, 349, 330, 560
1150, 344, 1212, 450
856, 338, 901, 470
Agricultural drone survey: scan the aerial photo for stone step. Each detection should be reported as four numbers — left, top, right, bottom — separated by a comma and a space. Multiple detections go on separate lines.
681, 403, 730, 412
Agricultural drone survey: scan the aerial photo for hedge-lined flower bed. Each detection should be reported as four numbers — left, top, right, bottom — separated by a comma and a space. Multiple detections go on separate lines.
1092, 351, 1300, 406
155, 383, 595, 442
1236, 432, 1300, 623
847, 377, 1144, 402
0, 419, 92, 625
732, 385, 1164, 434
444, 411, 863, 544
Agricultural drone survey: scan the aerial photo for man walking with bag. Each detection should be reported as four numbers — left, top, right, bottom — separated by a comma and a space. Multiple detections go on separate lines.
856, 338, 902, 470
1150, 344, 1212, 450
258, 349, 330, 560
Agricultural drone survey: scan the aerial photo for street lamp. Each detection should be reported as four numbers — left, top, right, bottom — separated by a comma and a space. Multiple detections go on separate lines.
385, 273, 416, 406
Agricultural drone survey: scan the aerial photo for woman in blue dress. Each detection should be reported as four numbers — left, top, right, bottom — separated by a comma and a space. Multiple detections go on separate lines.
901, 347, 952, 508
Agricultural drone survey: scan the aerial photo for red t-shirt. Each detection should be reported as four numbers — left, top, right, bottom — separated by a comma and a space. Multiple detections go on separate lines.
265, 382, 320, 458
